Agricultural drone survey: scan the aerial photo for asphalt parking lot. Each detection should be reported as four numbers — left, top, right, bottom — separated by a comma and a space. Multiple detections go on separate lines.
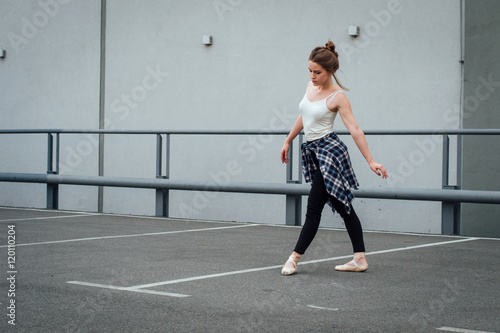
0, 206, 499, 333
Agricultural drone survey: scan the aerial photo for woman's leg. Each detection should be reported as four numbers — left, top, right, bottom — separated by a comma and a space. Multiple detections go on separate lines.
330, 199, 368, 271
293, 167, 330, 255
282, 164, 329, 275
329, 199, 365, 253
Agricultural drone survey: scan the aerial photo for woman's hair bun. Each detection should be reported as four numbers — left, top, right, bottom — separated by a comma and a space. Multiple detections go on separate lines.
324, 39, 338, 58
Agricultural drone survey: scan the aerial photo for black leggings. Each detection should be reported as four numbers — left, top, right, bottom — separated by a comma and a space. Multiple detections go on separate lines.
293, 153, 365, 255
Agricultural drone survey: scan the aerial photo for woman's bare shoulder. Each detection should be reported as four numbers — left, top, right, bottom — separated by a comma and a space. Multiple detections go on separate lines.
328, 90, 351, 111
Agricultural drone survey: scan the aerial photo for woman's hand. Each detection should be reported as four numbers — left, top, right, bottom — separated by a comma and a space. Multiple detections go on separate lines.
280, 115, 303, 164
369, 161, 388, 179
280, 142, 290, 164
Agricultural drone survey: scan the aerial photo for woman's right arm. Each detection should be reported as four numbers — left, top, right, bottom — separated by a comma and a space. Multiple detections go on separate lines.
280, 115, 303, 164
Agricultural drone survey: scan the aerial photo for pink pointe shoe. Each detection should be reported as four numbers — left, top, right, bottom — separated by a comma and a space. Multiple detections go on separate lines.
281, 255, 299, 275
335, 258, 368, 272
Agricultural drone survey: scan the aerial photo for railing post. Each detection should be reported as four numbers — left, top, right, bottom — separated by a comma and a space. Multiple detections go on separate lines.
155, 134, 169, 217
286, 135, 302, 226
455, 134, 463, 234
441, 134, 460, 234
442, 186, 460, 235
46, 133, 59, 209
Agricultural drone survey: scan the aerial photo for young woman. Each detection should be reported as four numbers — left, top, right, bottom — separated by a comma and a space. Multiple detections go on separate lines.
280, 40, 388, 275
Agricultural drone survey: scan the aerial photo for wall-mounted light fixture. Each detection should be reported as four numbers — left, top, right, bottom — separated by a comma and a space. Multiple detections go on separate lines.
202, 35, 213, 46
0, 49, 6, 59
348, 25, 360, 37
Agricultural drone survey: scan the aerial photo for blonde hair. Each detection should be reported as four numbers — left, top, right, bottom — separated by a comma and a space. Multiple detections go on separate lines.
309, 39, 349, 91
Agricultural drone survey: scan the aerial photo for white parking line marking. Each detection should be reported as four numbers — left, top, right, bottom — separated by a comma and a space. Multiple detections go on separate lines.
358, 237, 479, 259
307, 305, 339, 311
0, 223, 257, 248
436, 327, 498, 333
67, 281, 190, 298
0, 214, 94, 222
128, 263, 287, 289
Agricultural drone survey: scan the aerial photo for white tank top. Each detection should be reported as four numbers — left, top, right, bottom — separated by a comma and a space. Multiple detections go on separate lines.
300, 84, 342, 141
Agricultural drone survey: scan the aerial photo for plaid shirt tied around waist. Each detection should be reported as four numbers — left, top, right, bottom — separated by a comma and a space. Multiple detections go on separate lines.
301, 132, 359, 214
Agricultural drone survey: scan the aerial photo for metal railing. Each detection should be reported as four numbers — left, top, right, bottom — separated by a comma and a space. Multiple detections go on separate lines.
1, 129, 500, 235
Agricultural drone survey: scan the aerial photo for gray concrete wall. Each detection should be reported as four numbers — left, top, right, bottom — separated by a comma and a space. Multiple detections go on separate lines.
461, 0, 500, 237
1, 0, 464, 235
0, 0, 101, 210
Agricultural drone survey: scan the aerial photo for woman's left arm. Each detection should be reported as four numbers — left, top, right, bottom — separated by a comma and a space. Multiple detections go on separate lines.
335, 94, 388, 178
